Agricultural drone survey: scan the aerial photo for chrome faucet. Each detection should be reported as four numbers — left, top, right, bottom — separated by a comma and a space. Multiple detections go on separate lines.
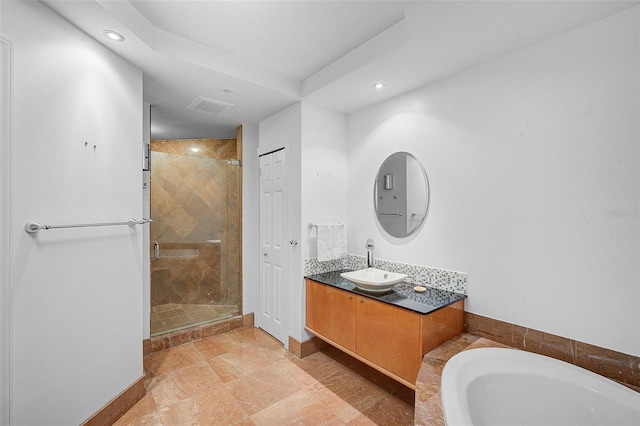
366, 238, 374, 268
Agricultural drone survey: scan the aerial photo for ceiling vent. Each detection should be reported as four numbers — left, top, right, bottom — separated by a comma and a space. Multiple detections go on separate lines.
187, 96, 234, 114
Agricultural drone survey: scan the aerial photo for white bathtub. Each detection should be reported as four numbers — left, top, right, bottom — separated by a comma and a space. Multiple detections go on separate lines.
440, 347, 640, 426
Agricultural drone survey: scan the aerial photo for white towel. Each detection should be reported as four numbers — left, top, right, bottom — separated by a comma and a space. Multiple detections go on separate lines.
317, 223, 346, 262
330, 223, 347, 259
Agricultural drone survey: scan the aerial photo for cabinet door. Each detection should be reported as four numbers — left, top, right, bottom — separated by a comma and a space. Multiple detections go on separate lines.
356, 296, 421, 383
306, 280, 357, 352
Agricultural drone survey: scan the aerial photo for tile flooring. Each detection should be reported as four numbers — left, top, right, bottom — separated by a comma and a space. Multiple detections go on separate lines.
116, 327, 414, 425
151, 303, 239, 336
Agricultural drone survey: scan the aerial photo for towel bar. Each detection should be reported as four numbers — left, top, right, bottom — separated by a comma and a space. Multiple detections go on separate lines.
25, 218, 153, 234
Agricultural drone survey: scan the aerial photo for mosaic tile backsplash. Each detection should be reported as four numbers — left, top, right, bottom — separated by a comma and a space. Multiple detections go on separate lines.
304, 255, 468, 295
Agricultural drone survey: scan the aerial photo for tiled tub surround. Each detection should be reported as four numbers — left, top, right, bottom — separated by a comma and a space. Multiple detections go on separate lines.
415, 330, 640, 426
414, 333, 512, 426
465, 312, 640, 391
304, 255, 468, 294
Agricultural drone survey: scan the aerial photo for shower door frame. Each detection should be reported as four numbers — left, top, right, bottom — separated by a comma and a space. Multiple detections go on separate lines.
147, 137, 243, 337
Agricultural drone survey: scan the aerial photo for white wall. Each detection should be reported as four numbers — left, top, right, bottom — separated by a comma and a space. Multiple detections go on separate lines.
242, 123, 259, 316
1, 2, 144, 424
348, 7, 639, 357
298, 103, 348, 340
1, 36, 12, 426
301, 103, 349, 259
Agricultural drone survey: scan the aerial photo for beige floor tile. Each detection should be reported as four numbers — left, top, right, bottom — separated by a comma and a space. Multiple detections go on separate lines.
120, 327, 415, 425
225, 373, 299, 415
286, 349, 336, 372
113, 411, 163, 426
250, 390, 343, 426
194, 332, 248, 359
351, 393, 415, 426
254, 358, 318, 389
157, 398, 199, 426
113, 394, 159, 426
306, 382, 363, 423
171, 363, 224, 396
145, 343, 205, 377
207, 345, 278, 382
193, 389, 250, 425
149, 374, 194, 409
231, 327, 283, 350
311, 368, 388, 414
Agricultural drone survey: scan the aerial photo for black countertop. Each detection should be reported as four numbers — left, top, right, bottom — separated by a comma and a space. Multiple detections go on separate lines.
305, 270, 467, 315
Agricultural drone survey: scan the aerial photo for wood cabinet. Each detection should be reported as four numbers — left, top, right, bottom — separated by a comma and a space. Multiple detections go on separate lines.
305, 279, 464, 388
356, 296, 422, 383
306, 278, 357, 351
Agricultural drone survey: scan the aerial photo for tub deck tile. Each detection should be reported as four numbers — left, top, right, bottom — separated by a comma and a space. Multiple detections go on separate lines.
414, 333, 510, 426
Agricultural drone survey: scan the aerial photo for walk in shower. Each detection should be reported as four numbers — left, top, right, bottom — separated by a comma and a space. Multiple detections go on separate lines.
150, 138, 241, 336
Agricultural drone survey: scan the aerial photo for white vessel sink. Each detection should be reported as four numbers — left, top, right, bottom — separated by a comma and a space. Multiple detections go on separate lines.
340, 268, 407, 293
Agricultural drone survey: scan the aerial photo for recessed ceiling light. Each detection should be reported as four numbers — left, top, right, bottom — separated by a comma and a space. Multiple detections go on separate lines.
190, 147, 200, 153
373, 82, 385, 89
103, 30, 125, 42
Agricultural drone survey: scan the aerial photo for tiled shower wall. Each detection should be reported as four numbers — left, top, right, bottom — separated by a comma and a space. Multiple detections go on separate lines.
150, 139, 241, 307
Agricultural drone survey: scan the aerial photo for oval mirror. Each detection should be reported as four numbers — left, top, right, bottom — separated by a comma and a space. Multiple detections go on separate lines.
374, 152, 430, 238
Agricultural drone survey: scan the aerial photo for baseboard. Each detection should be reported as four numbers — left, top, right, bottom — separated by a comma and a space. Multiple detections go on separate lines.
288, 335, 329, 358
464, 312, 640, 389
143, 338, 151, 356
81, 375, 146, 426
242, 312, 254, 328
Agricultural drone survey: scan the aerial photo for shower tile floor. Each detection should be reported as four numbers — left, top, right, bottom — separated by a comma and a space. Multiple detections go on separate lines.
151, 303, 239, 336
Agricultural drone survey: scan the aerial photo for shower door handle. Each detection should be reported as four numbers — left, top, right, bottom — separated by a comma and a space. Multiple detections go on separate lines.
154, 242, 159, 260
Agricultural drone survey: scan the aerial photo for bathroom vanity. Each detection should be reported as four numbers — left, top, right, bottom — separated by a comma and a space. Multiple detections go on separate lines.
305, 270, 466, 389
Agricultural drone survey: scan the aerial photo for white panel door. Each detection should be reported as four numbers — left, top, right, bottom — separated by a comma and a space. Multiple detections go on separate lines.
258, 149, 289, 345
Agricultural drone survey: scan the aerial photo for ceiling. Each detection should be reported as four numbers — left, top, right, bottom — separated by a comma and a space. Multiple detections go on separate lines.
43, 0, 639, 140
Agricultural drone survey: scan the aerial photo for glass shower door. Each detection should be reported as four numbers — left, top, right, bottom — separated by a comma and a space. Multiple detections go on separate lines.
149, 140, 240, 336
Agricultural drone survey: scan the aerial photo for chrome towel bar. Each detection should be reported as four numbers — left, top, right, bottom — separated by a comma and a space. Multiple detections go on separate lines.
308, 222, 343, 229
24, 218, 153, 234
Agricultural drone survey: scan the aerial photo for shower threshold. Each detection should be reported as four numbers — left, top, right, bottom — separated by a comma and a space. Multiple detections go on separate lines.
151, 303, 239, 337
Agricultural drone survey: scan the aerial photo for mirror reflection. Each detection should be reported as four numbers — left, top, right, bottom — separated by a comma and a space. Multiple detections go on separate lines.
374, 152, 430, 238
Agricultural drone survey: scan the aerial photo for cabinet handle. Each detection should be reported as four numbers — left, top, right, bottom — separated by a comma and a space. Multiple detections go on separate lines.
359, 298, 364, 303
348, 295, 353, 299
